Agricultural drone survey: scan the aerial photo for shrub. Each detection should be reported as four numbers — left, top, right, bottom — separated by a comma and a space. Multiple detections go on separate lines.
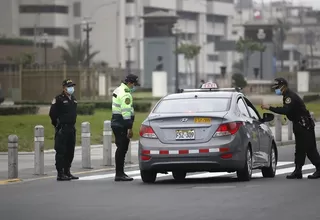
77, 104, 95, 115
0, 106, 39, 115
303, 94, 320, 103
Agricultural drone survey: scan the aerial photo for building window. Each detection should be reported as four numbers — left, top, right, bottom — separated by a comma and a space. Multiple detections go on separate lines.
19, 5, 69, 14
126, 0, 135, 2
207, 54, 219, 61
232, 30, 238, 35
73, 2, 81, 17
20, 28, 69, 36
74, 24, 81, 39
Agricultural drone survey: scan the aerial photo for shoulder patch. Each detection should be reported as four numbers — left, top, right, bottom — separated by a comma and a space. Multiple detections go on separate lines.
51, 98, 56, 104
125, 98, 131, 105
285, 97, 291, 104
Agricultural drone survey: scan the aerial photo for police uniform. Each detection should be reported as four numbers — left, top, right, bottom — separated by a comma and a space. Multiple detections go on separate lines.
49, 79, 79, 181
268, 77, 320, 179
111, 74, 140, 181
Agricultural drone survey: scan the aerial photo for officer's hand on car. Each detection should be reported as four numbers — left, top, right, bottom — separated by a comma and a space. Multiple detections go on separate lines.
261, 104, 270, 110
127, 129, 133, 139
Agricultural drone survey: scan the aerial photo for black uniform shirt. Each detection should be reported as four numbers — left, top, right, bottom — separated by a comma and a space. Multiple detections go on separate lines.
49, 92, 77, 127
269, 89, 309, 122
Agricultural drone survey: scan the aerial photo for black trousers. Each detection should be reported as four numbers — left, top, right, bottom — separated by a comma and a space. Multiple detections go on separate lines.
54, 125, 76, 172
112, 127, 130, 175
293, 122, 320, 169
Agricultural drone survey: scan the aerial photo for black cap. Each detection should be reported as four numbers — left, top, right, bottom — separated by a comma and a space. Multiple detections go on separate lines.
124, 74, 140, 86
62, 79, 76, 87
271, 77, 288, 89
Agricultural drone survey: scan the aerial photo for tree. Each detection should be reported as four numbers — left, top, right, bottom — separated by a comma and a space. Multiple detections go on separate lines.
232, 73, 247, 88
175, 43, 201, 86
58, 40, 100, 66
235, 37, 265, 77
6, 52, 35, 66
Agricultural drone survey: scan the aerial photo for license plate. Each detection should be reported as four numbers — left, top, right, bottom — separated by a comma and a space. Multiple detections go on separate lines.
176, 130, 195, 140
194, 117, 211, 123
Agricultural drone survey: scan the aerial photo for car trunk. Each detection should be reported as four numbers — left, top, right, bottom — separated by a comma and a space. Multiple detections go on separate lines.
148, 112, 228, 144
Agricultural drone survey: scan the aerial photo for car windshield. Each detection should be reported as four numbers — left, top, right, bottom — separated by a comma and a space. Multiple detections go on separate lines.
153, 98, 230, 113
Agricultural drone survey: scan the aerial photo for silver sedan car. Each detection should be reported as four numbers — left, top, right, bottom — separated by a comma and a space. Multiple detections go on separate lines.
138, 84, 278, 183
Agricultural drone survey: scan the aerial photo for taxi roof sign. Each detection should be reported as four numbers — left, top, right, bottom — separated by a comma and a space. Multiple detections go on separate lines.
201, 82, 218, 89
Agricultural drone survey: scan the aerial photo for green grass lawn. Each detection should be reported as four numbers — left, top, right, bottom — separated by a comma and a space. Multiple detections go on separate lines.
0, 110, 149, 152
1, 101, 319, 152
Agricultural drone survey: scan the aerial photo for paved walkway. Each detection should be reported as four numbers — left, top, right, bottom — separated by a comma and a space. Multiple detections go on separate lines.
1, 123, 320, 181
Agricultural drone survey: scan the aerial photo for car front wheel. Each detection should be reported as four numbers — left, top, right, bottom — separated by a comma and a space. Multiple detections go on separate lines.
261, 144, 277, 178
172, 171, 187, 181
140, 170, 157, 183
237, 147, 253, 181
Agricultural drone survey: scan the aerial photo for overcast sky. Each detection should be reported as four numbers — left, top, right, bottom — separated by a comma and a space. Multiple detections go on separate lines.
260, 0, 320, 9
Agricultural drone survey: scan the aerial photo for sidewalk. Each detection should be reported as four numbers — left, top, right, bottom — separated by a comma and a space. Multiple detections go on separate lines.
1, 122, 320, 182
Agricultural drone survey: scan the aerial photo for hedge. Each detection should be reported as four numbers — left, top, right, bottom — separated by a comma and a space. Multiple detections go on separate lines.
0, 37, 34, 46
0, 106, 39, 115
14, 100, 153, 113
303, 94, 320, 103
77, 104, 95, 115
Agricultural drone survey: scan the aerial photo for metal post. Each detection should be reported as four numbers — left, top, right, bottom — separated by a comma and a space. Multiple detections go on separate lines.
260, 41, 263, 79
103, 120, 112, 166
34, 125, 45, 175
126, 42, 132, 75
175, 34, 179, 92
8, 135, 18, 179
86, 23, 90, 68
275, 114, 282, 142
126, 141, 132, 164
44, 40, 47, 68
288, 120, 293, 141
81, 122, 91, 169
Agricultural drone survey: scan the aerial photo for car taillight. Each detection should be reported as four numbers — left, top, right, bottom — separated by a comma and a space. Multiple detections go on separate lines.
214, 122, 243, 137
139, 125, 157, 138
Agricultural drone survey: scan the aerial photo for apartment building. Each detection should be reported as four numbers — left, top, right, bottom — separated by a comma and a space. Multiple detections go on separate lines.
0, 0, 235, 87
232, 0, 320, 71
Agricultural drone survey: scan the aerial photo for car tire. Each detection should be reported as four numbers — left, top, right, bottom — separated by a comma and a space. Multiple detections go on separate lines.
237, 146, 252, 181
172, 171, 187, 181
261, 144, 277, 178
140, 170, 157, 183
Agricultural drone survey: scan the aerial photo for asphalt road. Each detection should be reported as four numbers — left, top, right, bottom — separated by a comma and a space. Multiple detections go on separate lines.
1, 143, 320, 220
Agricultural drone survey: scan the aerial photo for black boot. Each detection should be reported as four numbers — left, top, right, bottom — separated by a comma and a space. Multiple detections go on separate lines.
57, 170, 71, 181
308, 166, 320, 179
114, 173, 134, 182
286, 166, 303, 179
64, 168, 79, 180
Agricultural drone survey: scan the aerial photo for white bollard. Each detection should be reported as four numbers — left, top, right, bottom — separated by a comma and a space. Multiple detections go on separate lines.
8, 135, 19, 179
310, 112, 315, 121
34, 125, 45, 175
103, 121, 112, 166
81, 122, 92, 169
125, 141, 132, 164
275, 114, 282, 142
288, 120, 293, 141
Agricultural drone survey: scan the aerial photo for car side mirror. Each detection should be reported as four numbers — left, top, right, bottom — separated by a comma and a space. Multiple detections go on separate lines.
262, 113, 274, 122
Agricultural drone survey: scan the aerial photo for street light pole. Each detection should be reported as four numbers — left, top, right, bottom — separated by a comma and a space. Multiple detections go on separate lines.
126, 39, 133, 75
43, 33, 48, 69
257, 29, 266, 80
82, 18, 95, 68
172, 23, 180, 92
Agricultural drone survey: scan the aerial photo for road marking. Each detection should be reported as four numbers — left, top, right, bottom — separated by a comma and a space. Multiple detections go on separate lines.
79, 170, 141, 180
303, 172, 314, 178
0, 178, 22, 185
252, 164, 315, 178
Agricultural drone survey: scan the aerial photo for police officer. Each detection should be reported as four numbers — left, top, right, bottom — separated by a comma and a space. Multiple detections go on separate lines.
261, 77, 320, 179
49, 79, 78, 181
111, 74, 140, 181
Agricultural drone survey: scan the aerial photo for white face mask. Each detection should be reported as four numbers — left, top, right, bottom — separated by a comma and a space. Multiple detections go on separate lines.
66, 87, 74, 95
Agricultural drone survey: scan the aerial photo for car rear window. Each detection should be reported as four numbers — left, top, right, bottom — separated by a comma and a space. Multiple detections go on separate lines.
153, 98, 230, 113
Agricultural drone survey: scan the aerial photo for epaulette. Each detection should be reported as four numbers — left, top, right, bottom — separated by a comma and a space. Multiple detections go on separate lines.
124, 88, 130, 93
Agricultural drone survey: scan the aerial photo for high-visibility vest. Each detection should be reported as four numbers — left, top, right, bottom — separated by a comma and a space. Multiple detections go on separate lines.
111, 83, 134, 128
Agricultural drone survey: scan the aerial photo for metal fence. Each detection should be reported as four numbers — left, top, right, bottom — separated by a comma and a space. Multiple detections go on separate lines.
0, 63, 140, 102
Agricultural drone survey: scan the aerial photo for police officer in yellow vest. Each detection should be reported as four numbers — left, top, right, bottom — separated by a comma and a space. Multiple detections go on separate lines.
111, 74, 140, 181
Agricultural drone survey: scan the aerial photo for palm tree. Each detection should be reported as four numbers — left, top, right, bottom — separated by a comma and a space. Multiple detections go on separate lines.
58, 40, 100, 66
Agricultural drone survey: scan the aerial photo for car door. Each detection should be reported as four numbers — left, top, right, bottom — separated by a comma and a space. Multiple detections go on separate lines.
236, 97, 259, 164
244, 98, 271, 163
